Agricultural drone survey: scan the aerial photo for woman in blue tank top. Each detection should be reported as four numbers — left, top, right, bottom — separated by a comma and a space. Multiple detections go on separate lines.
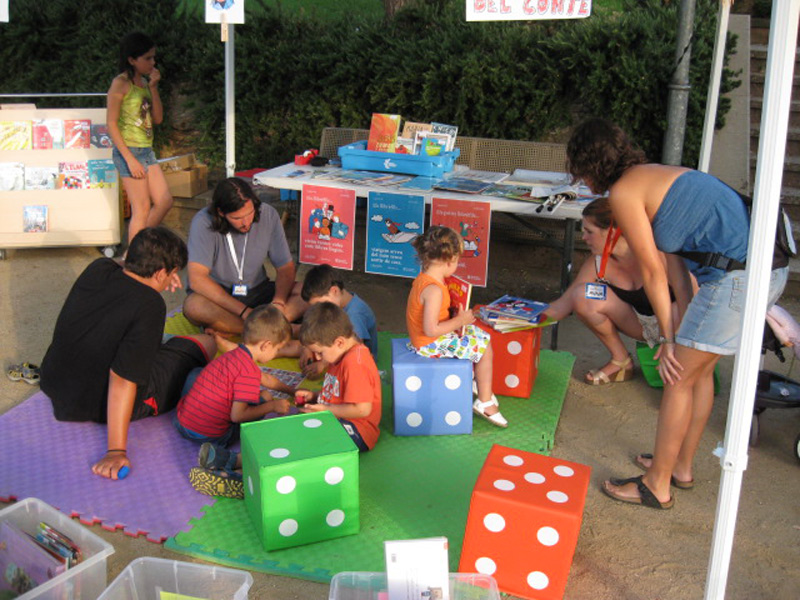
566, 118, 787, 511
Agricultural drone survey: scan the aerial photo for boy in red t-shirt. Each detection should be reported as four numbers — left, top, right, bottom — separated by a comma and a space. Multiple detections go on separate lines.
294, 302, 382, 451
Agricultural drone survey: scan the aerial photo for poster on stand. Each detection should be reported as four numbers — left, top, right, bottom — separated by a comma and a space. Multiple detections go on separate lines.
430, 197, 491, 287
300, 184, 356, 270
365, 191, 425, 278
205, 0, 245, 24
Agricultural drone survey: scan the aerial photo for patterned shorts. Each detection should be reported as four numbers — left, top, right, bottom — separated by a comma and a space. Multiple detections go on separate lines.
410, 324, 490, 363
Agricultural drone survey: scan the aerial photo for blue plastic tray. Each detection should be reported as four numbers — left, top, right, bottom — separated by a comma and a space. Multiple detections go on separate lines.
338, 140, 460, 177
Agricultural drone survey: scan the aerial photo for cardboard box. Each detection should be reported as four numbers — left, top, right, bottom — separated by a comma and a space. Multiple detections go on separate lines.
159, 153, 208, 198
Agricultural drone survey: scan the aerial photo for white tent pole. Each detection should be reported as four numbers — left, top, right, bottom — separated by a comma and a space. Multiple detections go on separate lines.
697, 0, 732, 172
225, 22, 235, 178
704, 1, 799, 598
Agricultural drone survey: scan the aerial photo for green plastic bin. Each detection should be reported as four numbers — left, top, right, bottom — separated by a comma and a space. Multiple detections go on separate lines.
635, 342, 721, 394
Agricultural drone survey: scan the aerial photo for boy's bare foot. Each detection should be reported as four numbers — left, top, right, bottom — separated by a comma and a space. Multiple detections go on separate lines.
210, 331, 237, 353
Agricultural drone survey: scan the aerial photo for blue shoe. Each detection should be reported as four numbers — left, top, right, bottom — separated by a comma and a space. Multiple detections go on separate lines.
198, 443, 238, 472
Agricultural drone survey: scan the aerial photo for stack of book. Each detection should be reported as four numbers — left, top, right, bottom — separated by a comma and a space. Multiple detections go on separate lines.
366, 113, 458, 157
479, 294, 550, 332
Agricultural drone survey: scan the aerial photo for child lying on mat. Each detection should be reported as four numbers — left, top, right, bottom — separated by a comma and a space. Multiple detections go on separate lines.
293, 302, 382, 452
173, 305, 293, 499
406, 225, 506, 428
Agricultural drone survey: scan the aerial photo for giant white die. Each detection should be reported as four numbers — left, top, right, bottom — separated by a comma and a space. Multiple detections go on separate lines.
391, 338, 473, 436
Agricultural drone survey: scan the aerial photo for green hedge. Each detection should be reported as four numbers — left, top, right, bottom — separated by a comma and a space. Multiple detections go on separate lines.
0, 0, 738, 170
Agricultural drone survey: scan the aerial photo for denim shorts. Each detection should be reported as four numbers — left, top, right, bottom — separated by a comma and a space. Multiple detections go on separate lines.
112, 146, 157, 178
677, 267, 788, 355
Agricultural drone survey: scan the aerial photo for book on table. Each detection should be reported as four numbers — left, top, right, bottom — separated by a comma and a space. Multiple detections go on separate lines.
445, 274, 472, 336
367, 113, 402, 153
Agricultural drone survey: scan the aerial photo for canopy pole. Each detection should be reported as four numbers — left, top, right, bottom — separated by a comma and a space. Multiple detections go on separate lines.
224, 22, 235, 178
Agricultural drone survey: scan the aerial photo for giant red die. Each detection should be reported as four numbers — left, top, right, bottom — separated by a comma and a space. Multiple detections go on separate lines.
475, 313, 541, 398
458, 444, 591, 600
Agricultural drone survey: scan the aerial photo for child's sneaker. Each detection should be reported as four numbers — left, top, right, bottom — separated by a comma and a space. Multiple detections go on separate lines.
188, 467, 244, 499
198, 442, 238, 471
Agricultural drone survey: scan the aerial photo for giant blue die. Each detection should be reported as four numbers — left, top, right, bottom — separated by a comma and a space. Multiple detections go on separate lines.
241, 412, 359, 551
391, 337, 473, 436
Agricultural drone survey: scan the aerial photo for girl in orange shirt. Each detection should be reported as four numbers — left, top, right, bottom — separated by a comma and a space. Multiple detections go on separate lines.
405, 226, 506, 428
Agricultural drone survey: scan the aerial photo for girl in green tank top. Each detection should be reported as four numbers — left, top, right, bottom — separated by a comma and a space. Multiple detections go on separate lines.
107, 32, 173, 247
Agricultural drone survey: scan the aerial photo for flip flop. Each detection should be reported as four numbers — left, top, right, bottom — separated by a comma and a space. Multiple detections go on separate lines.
602, 475, 674, 510
634, 453, 695, 490
188, 466, 244, 499
6, 362, 40, 385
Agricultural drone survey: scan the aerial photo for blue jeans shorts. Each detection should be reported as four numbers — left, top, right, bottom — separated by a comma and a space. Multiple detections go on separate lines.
112, 146, 157, 178
677, 267, 788, 355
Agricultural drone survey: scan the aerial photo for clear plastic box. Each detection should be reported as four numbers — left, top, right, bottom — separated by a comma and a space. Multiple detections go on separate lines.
0, 497, 115, 600
328, 572, 500, 600
97, 557, 253, 600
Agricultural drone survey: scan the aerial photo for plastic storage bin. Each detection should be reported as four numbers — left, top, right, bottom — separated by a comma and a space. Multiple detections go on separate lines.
328, 572, 500, 600
636, 342, 721, 393
338, 141, 460, 177
0, 497, 115, 600
97, 557, 253, 600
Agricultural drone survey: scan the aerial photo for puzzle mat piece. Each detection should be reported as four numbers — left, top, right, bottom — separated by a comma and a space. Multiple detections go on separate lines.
166, 333, 575, 580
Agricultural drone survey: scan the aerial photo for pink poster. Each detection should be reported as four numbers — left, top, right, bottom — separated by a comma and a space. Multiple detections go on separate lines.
430, 197, 492, 287
300, 184, 357, 270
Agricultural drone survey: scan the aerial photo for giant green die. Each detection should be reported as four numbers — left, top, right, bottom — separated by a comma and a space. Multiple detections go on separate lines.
241, 412, 360, 551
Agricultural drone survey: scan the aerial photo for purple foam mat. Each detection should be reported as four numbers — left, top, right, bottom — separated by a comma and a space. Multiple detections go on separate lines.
0, 391, 215, 543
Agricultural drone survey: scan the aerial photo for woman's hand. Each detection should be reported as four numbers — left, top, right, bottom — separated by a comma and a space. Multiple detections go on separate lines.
655, 342, 683, 385
127, 156, 146, 179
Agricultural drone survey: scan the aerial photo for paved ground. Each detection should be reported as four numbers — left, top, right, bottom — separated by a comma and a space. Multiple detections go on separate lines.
1, 195, 799, 599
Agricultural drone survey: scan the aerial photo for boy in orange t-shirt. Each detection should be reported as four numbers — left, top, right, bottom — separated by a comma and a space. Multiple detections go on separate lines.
294, 302, 382, 450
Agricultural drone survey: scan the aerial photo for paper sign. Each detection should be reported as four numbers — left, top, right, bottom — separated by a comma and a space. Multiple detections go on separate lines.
1, 0, 9, 23
430, 197, 491, 287
205, 0, 244, 24
466, 0, 592, 21
366, 191, 425, 279
300, 184, 356, 270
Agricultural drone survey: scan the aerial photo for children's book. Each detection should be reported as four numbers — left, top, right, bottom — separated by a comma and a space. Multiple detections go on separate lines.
0, 162, 25, 191
0, 120, 32, 150
63, 119, 91, 149
32, 119, 65, 150
0, 521, 68, 597
480, 294, 549, 326
451, 168, 508, 183
414, 131, 449, 157
482, 183, 544, 202
367, 113, 402, 153
90, 123, 112, 148
384, 537, 450, 600
394, 136, 414, 154
24, 165, 58, 190
400, 121, 431, 140
433, 177, 492, 194
87, 158, 117, 189
445, 274, 472, 336
23, 205, 49, 233
398, 176, 441, 192
431, 122, 458, 151
58, 161, 89, 189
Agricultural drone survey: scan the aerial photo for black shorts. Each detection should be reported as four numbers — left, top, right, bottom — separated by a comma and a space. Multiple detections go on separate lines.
238, 279, 276, 309
132, 337, 209, 420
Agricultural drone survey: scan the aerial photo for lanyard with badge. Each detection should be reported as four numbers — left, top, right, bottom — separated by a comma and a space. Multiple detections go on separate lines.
226, 232, 249, 297
585, 223, 621, 301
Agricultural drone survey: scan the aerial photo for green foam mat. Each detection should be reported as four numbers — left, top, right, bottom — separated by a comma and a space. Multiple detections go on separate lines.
165, 332, 574, 581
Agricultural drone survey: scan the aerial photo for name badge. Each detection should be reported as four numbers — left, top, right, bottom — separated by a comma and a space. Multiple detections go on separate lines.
232, 283, 248, 297
585, 282, 607, 301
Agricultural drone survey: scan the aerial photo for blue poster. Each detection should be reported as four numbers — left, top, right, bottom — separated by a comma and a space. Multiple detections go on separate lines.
365, 191, 425, 278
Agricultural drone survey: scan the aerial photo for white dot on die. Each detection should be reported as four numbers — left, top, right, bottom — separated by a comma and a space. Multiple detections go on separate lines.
475, 557, 497, 575
276, 476, 296, 494
527, 571, 550, 590
505, 374, 520, 388
503, 455, 524, 467
445, 411, 461, 426
444, 374, 462, 390
525, 472, 546, 484
326, 509, 345, 527
406, 412, 423, 427
547, 490, 569, 503
493, 479, 515, 491
248, 476, 254, 495
507, 341, 522, 355
405, 376, 422, 392
554, 465, 575, 477
270, 448, 289, 458
537, 526, 560, 546
279, 519, 298, 537
483, 513, 506, 532
325, 467, 344, 485
303, 418, 322, 428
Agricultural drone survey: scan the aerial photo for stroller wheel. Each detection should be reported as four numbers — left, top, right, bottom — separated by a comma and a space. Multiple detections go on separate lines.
749, 413, 760, 447
794, 433, 800, 464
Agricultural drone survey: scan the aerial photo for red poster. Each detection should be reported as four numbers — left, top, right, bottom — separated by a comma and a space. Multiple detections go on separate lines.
430, 197, 492, 287
300, 184, 357, 270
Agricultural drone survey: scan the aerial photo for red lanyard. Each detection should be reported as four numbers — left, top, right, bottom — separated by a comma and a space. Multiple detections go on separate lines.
597, 223, 621, 282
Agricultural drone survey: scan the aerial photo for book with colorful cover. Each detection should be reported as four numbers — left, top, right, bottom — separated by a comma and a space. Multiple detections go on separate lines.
400, 121, 431, 140
87, 158, 117, 188
445, 274, 472, 336
433, 177, 492, 194
0, 161, 25, 191
63, 119, 91, 149
32, 119, 65, 149
24, 165, 58, 190
414, 131, 449, 156
58, 161, 89, 189
0, 120, 32, 150
394, 136, 414, 154
0, 521, 67, 597
90, 123, 112, 148
481, 294, 549, 323
23, 205, 49, 233
431, 122, 458, 151
366, 113, 401, 153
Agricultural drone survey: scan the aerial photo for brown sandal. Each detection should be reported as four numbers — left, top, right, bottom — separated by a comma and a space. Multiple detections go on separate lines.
585, 354, 634, 385
634, 453, 695, 490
